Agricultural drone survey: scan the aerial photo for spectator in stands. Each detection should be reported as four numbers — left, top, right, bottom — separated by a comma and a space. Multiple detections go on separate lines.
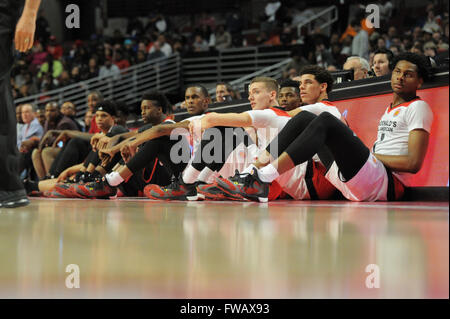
136, 50, 147, 64
16, 105, 24, 138
343, 56, 370, 80
314, 40, 335, 69
372, 48, 393, 77
113, 49, 130, 70
83, 110, 94, 132
423, 42, 438, 59
278, 79, 302, 111
17, 104, 44, 149
36, 108, 46, 127
211, 25, 231, 50
226, 8, 244, 47
28, 42, 48, 73
148, 34, 172, 57
193, 34, 209, 52
423, 9, 442, 34
99, 58, 120, 78
87, 58, 99, 79
17, 104, 44, 178
46, 35, 63, 60
32, 101, 80, 179
410, 43, 423, 55
60, 101, 81, 129
58, 70, 72, 87
377, 37, 387, 50
147, 41, 166, 61
340, 35, 353, 56
283, 47, 309, 78
38, 54, 64, 82
389, 45, 400, 56
215, 82, 241, 103
351, 19, 370, 60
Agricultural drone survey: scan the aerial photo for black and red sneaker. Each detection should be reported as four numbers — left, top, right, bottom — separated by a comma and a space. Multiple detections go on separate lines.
51, 182, 81, 198
216, 168, 269, 202
73, 177, 117, 199
143, 176, 203, 201
197, 181, 247, 201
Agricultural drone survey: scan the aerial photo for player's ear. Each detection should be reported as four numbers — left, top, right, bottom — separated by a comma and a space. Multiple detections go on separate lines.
320, 82, 328, 93
417, 77, 423, 89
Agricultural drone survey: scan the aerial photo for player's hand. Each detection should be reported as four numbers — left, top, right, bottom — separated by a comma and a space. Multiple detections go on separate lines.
99, 148, 116, 162
20, 139, 35, 152
120, 144, 137, 163
90, 133, 104, 151
14, 11, 37, 52
97, 136, 112, 150
57, 166, 77, 182
38, 131, 55, 150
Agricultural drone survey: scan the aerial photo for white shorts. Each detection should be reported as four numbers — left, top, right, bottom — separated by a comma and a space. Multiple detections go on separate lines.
325, 152, 389, 201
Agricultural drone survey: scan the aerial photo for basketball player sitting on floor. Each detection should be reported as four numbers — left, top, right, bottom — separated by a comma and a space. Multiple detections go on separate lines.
217, 52, 433, 202
146, 68, 342, 202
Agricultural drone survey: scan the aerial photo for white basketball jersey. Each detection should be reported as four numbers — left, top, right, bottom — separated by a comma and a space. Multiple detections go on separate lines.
373, 98, 433, 185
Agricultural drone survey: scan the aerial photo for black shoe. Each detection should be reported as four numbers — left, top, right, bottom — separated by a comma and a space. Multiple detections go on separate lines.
23, 179, 39, 195
216, 168, 269, 202
0, 189, 30, 208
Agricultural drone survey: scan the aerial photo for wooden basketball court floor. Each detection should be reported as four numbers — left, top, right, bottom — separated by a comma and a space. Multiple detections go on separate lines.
0, 198, 448, 299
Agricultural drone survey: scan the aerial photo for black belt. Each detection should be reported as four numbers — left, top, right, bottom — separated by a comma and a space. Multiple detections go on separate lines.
305, 159, 319, 200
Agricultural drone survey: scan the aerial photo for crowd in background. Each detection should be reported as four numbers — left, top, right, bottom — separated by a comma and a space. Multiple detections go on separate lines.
11, 1, 449, 110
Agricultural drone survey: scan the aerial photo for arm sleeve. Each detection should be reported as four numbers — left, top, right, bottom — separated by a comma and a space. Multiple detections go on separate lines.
246, 109, 272, 128
405, 101, 433, 133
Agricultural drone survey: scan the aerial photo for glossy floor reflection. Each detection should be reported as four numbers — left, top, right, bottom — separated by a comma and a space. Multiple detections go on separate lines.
0, 198, 448, 298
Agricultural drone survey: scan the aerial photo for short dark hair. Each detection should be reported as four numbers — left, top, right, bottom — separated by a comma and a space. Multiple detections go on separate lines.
299, 65, 334, 93
216, 82, 233, 93
88, 90, 103, 101
185, 84, 210, 98
374, 48, 394, 62
391, 52, 431, 81
280, 79, 300, 94
141, 91, 173, 114
373, 48, 394, 68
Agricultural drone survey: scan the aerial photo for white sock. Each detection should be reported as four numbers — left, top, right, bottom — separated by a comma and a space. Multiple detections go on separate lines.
182, 165, 201, 184
197, 167, 214, 183
105, 171, 124, 186
258, 164, 279, 183
242, 164, 257, 175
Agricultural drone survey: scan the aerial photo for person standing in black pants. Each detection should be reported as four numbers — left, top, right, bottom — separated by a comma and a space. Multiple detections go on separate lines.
0, 0, 41, 208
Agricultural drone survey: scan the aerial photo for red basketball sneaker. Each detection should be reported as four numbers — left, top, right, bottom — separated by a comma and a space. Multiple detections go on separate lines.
73, 178, 117, 199
143, 176, 203, 201
216, 168, 269, 203
197, 181, 248, 201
